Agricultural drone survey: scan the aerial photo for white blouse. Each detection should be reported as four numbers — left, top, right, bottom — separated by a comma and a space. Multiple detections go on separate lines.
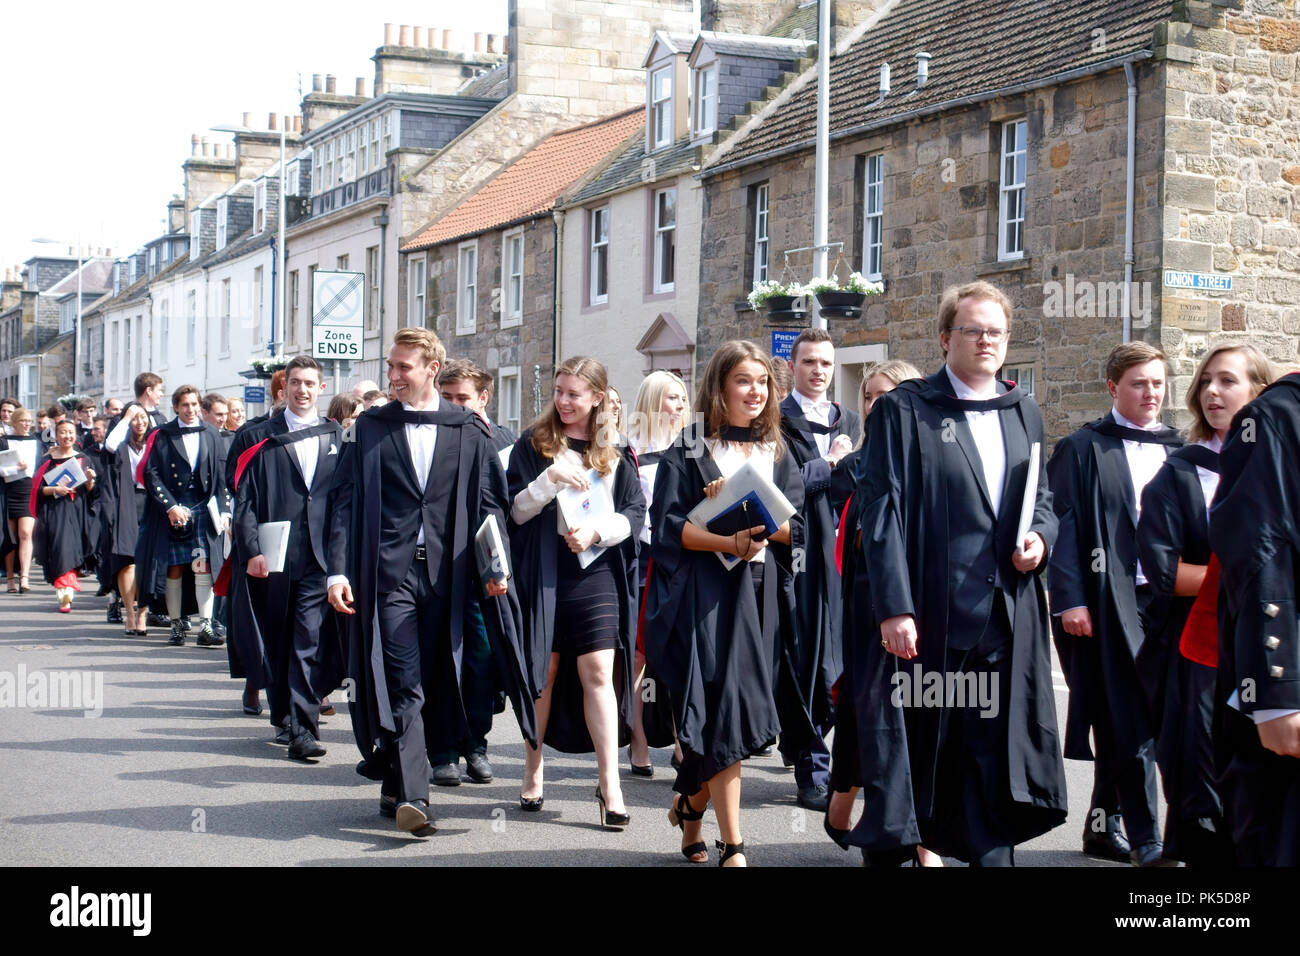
704, 437, 777, 563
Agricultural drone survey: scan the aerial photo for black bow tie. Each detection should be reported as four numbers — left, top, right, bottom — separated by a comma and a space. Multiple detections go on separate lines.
178, 425, 205, 434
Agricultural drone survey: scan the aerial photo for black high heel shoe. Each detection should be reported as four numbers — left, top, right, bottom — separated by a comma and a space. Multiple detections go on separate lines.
716, 839, 746, 867
669, 794, 707, 863
519, 794, 544, 812
596, 788, 630, 830
823, 812, 851, 851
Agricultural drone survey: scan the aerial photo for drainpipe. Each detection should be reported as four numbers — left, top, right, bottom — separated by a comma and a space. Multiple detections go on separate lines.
376, 205, 389, 387
1123, 61, 1137, 343
552, 208, 565, 371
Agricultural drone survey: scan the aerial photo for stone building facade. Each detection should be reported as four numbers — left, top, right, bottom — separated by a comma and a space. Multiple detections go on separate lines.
696, 0, 1299, 444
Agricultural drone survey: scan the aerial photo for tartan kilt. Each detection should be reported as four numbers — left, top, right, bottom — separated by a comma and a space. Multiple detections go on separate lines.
166, 488, 204, 568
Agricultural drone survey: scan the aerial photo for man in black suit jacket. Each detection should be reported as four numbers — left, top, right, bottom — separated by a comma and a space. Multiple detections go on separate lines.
778, 328, 860, 810
232, 358, 341, 759
850, 281, 1065, 866
327, 329, 516, 836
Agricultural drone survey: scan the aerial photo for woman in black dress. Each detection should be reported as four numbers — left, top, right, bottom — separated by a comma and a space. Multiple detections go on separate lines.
507, 356, 645, 829
644, 340, 803, 866
31, 420, 98, 612
104, 407, 152, 635
1137, 342, 1274, 865
2, 407, 44, 593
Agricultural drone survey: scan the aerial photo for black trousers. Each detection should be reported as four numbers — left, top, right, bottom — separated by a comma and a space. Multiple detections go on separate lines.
1089, 589, 1159, 846
429, 598, 495, 764
255, 567, 327, 738
1223, 742, 1300, 867
376, 558, 460, 805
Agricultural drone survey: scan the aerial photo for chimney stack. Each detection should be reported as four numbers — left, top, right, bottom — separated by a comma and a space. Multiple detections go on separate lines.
312, 73, 323, 92
325, 74, 336, 93
384, 22, 396, 45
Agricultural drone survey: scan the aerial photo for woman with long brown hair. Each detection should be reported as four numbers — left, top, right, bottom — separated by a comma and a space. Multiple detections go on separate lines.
1136, 342, 1275, 865
31, 420, 98, 612
643, 340, 804, 865
507, 357, 646, 828
104, 407, 153, 634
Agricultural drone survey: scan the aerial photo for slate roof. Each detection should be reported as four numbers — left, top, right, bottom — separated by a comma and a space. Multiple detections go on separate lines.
459, 62, 509, 99
706, 0, 1174, 173
562, 132, 700, 207
401, 109, 645, 251
45, 258, 114, 298
691, 31, 809, 61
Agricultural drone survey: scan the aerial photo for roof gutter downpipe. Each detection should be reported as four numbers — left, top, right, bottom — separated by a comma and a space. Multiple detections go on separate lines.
1123, 60, 1137, 344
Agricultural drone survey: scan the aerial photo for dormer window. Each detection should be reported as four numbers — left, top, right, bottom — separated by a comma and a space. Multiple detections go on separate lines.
216, 197, 228, 250
693, 65, 717, 138
254, 180, 267, 235
650, 67, 673, 149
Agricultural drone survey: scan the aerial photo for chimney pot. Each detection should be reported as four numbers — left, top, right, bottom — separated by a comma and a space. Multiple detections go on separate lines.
413, 26, 425, 48
325, 74, 336, 93
399, 24, 412, 46
443, 29, 453, 49
427, 26, 438, 49
355, 77, 366, 97
502, 35, 509, 55
242, 111, 252, 129
915, 52, 931, 89
191, 134, 200, 156
312, 73, 323, 92
474, 32, 485, 53
879, 62, 891, 95
202, 137, 211, 157
384, 22, 395, 46
294, 116, 302, 133
269, 112, 278, 130
488, 34, 497, 53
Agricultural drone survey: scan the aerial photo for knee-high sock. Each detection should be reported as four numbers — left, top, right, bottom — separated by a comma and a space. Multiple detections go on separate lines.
165, 577, 182, 620
195, 572, 214, 621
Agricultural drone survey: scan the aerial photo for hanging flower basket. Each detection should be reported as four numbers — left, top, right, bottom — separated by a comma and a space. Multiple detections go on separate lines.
806, 273, 884, 321
764, 294, 809, 325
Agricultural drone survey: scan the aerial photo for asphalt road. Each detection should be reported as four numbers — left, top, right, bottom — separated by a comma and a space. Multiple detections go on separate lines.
0, 581, 1148, 867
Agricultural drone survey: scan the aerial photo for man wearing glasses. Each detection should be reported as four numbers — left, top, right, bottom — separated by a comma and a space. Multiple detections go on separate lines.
845, 280, 1066, 866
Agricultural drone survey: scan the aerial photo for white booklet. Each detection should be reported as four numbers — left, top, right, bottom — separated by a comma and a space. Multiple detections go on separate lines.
497, 445, 512, 471
475, 514, 511, 586
43, 457, 88, 491
0, 448, 24, 481
686, 460, 797, 570
258, 520, 292, 573
1014, 442, 1042, 555
556, 469, 615, 569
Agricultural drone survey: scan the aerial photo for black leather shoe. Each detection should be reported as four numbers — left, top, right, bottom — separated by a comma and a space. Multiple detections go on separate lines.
1131, 841, 1177, 867
1082, 815, 1131, 862
396, 800, 436, 836
796, 784, 830, 812
465, 752, 493, 783
106, 602, 123, 624
745, 744, 773, 758
180, 616, 193, 631
96, 584, 113, 597
212, 621, 227, 640
430, 762, 461, 786
242, 689, 263, 716
273, 727, 292, 745
379, 793, 397, 818
519, 794, 544, 812
195, 621, 224, 647
630, 763, 654, 777
167, 622, 185, 646
288, 732, 326, 761
148, 611, 169, 628
824, 812, 851, 851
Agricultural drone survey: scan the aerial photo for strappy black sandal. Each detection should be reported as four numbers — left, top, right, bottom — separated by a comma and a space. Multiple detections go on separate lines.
668, 794, 707, 863
716, 839, 746, 867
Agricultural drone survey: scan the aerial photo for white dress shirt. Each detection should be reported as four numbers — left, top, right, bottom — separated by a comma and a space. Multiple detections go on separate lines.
511, 444, 632, 547
283, 407, 320, 489
181, 428, 201, 469
945, 365, 1006, 517
403, 399, 439, 545
1193, 435, 1222, 520
793, 388, 833, 457
128, 444, 145, 490
1112, 406, 1169, 587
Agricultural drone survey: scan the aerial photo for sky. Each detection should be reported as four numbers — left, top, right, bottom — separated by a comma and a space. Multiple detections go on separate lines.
0, 0, 509, 278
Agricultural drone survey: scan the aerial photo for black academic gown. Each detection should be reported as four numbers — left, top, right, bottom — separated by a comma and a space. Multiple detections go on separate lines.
30, 452, 99, 583
1209, 374, 1300, 867
102, 440, 150, 574
506, 429, 643, 754
1046, 413, 1182, 763
328, 401, 537, 776
222, 417, 276, 680
135, 420, 231, 613
849, 370, 1066, 857
642, 423, 808, 794
229, 412, 343, 692
1135, 442, 1230, 864
779, 394, 861, 754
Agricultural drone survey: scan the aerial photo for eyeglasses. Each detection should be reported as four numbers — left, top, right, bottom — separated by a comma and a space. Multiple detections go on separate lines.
950, 326, 1008, 343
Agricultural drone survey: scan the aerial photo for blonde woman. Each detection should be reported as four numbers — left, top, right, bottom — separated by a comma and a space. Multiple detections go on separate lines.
2, 408, 42, 592
625, 370, 691, 775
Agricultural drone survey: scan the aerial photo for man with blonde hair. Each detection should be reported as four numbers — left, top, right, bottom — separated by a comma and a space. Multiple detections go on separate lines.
1048, 340, 1183, 866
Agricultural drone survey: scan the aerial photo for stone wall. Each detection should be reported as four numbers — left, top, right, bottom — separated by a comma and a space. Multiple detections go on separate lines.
1155, 0, 1300, 426
698, 63, 1169, 444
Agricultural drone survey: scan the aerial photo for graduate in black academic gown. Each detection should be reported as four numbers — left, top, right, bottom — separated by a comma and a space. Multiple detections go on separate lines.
1209, 371, 1300, 867
777, 329, 860, 810
229, 359, 343, 759
2, 410, 44, 591
644, 341, 805, 866
30, 421, 100, 612
1047, 344, 1183, 865
326, 330, 535, 835
101, 408, 153, 635
851, 289, 1065, 866
135, 386, 231, 647
506, 357, 644, 826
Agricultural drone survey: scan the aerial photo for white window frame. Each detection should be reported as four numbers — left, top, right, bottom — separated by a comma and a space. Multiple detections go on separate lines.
408, 255, 426, 328
753, 183, 770, 285
653, 187, 677, 294
366, 247, 379, 332
288, 271, 300, 345
216, 197, 228, 250
19, 362, 37, 411
650, 66, 673, 149
123, 319, 132, 382
325, 138, 335, 187
590, 207, 609, 305
253, 266, 264, 346
693, 64, 717, 138
999, 119, 1027, 261
158, 300, 169, 369
383, 112, 395, 157
313, 147, 323, 196
502, 230, 524, 328
344, 128, 356, 182
219, 278, 231, 355
457, 241, 478, 335
1002, 363, 1035, 397
370, 118, 381, 170
357, 129, 368, 176
254, 181, 266, 235
864, 152, 884, 280
498, 365, 521, 435
186, 290, 197, 363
